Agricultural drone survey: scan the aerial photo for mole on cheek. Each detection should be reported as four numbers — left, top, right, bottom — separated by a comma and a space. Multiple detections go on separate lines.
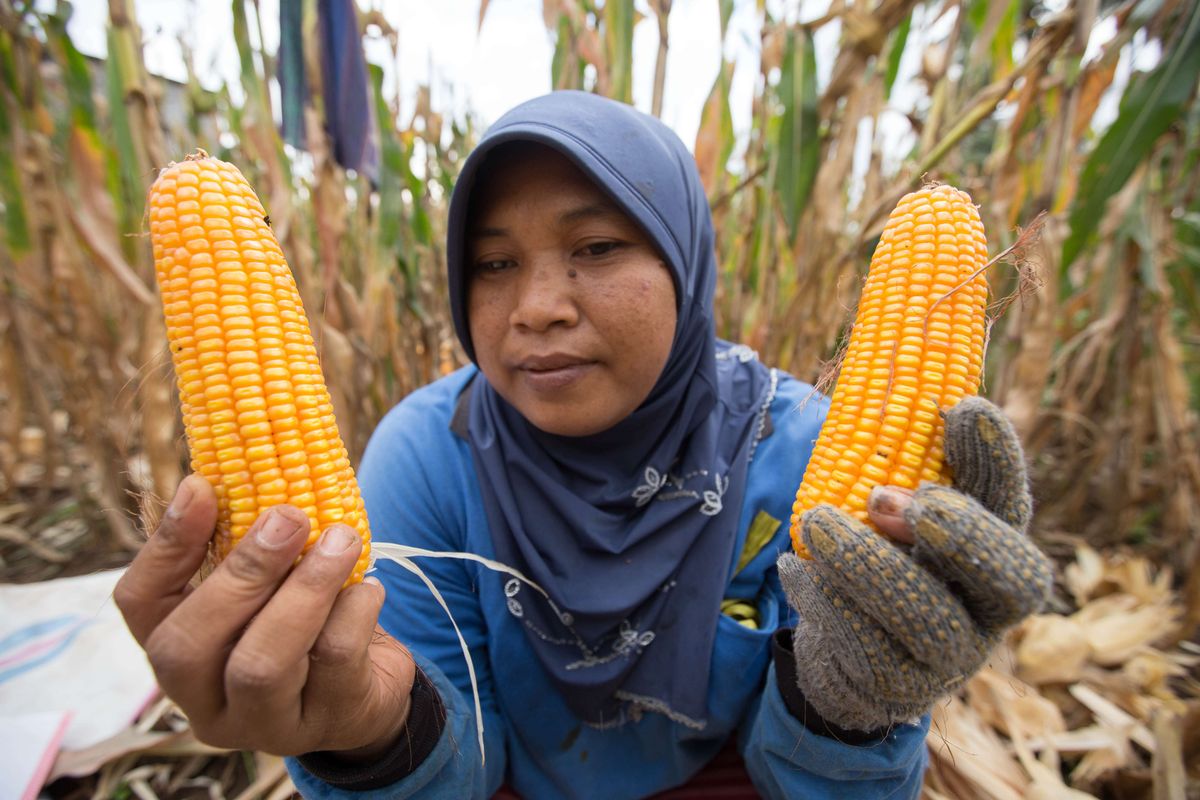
568, 268, 578, 279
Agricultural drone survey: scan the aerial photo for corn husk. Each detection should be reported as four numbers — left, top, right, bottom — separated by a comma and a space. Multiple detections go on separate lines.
922, 544, 1198, 799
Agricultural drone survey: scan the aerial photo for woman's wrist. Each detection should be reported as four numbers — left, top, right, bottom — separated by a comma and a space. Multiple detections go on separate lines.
328, 705, 413, 765
772, 628, 889, 746
296, 667, 447, 790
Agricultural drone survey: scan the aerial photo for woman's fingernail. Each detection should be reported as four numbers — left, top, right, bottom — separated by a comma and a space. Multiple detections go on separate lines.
257, 508, 303, 547
166, 477, 196, 519
318, 525, 356, 555
869, 485, 914, 518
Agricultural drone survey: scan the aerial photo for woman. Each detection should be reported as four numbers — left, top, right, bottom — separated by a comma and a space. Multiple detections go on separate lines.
116, 91, 1052, 799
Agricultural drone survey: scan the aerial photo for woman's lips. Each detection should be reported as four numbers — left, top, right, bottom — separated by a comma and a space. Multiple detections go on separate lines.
517, 360, 596, 391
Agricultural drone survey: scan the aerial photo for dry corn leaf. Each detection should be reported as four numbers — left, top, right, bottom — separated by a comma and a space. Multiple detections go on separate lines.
1071, 594, 1179, 666
1180, 702, 1200, 777
135, 695, 176, 733
232, 753, 289, 800
922, 789, 958, 800
49, 728, 227, 781
970, 667, 1067, 741
123, 764, 167, 800
1069, 736, 1135, 786
975, 666, 1104, 800
1025, 724, 1136, 754
1070, 684, 1156, 753
1024, 759, 1101, 800
1104, 556, 1174, 605
1121, 650, 1193, 703
0, 502, 28, 524
0, 522, 72, 562
1072, 592, 1137, 626
985, 681, 1076, 799
1064, 544, 1106, 607
266, 775, 299, 800
926, 696, 1029, 800
164, 754, 210, 795
1024, 781, 1099, 799
49, 730, 180, 781
1087, 608, 1179, 667
1077, 663, 1188, 723
1014, 614, 1092, 685
1150, 709, 1186, 800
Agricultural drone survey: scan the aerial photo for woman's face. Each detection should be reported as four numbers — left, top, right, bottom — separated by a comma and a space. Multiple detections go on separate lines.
466, 146, 678, 437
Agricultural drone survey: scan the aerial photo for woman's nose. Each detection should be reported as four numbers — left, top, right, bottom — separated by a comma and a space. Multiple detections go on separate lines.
509, 261, 579, 332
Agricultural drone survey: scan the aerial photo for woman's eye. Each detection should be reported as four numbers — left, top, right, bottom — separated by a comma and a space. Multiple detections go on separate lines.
579, 241, 621, 257
475, 258, 515, 274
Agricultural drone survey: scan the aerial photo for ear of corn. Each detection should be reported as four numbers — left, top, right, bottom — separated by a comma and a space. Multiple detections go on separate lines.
790, 184, 988, 558
148, 151, 371, 583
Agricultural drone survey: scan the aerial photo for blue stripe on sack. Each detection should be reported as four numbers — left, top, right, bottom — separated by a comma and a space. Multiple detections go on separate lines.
0, 615, 90, 685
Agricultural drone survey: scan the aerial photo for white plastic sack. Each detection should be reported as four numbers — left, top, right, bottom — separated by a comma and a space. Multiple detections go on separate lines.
0, 568, 158, 798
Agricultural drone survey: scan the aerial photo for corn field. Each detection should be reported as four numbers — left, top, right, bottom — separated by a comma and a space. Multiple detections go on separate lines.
1, 0, 1199, 795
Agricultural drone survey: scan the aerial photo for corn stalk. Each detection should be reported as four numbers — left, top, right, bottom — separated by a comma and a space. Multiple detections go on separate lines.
0, 2, 1197, 641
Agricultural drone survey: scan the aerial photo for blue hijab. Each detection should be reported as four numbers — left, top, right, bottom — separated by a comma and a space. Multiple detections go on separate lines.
446, 91, 773, 728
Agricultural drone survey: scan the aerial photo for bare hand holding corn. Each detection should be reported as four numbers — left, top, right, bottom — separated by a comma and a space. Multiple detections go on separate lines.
114, 153, 413, 759
115, 476, 414, 757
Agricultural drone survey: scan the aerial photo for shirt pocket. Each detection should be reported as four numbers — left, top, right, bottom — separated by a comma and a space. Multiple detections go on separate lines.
706, 586, 781, 731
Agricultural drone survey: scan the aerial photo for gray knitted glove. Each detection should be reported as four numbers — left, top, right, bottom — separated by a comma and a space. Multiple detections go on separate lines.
777, 396, 1054, 732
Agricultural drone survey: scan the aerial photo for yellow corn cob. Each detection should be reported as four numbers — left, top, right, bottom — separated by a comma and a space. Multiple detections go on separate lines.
148, 151, 371, 583
790, 184, 988, 558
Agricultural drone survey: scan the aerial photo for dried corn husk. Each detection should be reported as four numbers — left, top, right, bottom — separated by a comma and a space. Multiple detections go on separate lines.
921, 544, 1196, 799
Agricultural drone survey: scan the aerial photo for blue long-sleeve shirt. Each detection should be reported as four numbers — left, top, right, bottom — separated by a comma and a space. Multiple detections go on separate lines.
287, 360, 929, 798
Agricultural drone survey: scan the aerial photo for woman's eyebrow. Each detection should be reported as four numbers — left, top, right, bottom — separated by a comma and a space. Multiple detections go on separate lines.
559, 203, 623, 226
470, 225, 508, 239
469, 203, 625, 239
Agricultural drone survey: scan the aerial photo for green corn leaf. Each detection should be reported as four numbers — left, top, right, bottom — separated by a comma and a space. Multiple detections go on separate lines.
695, 59, 734, 196
1061, 2, 1200, 269
104, 27, 143, 238
773, 26, 819, 242
219, 83, 243, 162
750, 178, 773, 292
1119, 189, 1163, 296
231, 0, 265, 113
405, 160, 433, 248
967, 0, 989, 32
369, 64, 403, 256
718, 0, 734, 38
45, 9, 97, 130
1172, 148, 1200, 323
604, 0, 635, 103
883, 10, 912, 98
550, 14, 577, 91
0, 25, 14, 97
1130, 0, 1167, 28
0, 126, 29, 253
1176, 91, 1200, 184
233, 0, 291, 184
0, 158, 28, 253
992, 0, 1020, 77
0, 29, 29, 253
